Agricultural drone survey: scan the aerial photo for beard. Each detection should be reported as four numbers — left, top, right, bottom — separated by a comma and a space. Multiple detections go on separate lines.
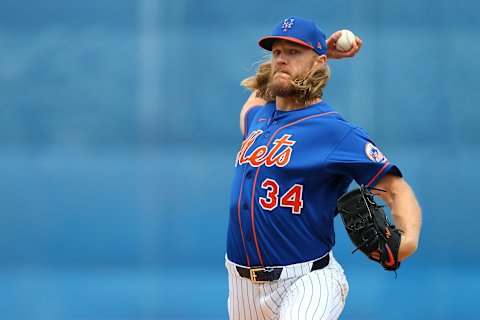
267, 71, 302, 98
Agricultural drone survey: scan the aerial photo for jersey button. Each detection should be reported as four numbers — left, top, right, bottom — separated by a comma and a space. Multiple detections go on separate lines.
243, 204, 248, 210
264, 132, 270, 137
246, 235, 251, 241
272, 120, 277, 125
246, 172, 252, 179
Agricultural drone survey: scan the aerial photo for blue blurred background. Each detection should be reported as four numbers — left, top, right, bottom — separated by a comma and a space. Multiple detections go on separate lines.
0, 0, 478, 319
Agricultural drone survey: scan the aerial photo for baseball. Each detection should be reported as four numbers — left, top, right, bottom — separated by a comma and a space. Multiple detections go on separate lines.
335, 29, 356, 52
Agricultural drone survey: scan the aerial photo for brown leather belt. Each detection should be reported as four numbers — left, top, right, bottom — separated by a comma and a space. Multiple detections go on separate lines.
236, 254, 330, 284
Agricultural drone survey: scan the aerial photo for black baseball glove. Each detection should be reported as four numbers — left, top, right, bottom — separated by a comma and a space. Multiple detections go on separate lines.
337, 185, 403, 271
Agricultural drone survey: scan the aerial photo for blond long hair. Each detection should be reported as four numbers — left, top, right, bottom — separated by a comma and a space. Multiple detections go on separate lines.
241, 60, 330, 104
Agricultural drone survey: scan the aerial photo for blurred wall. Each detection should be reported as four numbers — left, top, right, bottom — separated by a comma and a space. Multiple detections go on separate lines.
0, 0, 479, 319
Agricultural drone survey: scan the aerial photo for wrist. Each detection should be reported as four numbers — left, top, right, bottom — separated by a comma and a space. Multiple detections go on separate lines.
398, 235, 418, 261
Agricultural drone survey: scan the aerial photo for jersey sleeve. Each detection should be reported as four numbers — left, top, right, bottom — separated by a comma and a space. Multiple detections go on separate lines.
324, 127, 402, 187
243, 105, 263, 138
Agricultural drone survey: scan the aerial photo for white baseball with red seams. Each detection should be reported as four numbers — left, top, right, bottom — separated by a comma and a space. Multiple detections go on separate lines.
335, 30, 356, 52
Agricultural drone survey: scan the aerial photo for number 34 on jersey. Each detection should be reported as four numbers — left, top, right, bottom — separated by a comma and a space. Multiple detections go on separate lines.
259, 178, 304, 214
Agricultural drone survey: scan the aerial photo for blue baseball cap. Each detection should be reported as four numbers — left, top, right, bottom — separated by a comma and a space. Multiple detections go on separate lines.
258, 16, 327, 56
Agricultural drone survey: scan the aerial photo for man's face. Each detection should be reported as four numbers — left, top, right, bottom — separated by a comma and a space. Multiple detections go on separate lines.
268, 40, 325, 97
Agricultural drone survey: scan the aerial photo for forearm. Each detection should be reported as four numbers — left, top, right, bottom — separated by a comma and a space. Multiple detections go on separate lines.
389, 184, 422, 260
376, 175, 422, 261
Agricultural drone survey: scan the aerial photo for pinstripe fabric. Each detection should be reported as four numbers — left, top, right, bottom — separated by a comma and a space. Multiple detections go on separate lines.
226, 253, 349, 320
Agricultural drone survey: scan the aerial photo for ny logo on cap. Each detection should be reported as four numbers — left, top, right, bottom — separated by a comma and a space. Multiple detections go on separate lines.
281, 18, 295, 32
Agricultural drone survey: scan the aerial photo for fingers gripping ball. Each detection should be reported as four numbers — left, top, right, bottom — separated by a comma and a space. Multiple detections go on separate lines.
337, 185, 403, 271
335, 29, 356, 52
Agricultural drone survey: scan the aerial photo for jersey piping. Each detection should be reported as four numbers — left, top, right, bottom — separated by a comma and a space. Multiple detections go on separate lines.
366, 161, 390, 187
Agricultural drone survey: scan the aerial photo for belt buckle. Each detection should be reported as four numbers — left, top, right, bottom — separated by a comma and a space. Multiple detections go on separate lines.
249, 268, 268, 284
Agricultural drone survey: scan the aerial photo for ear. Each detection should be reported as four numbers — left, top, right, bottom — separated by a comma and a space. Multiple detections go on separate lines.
313, 54, 327, 67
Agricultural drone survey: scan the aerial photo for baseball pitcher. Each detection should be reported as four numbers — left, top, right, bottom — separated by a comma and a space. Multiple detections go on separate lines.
226, 16, 422, 320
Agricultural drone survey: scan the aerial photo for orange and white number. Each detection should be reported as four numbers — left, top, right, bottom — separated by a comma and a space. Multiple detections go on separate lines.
259, 178, 304, 214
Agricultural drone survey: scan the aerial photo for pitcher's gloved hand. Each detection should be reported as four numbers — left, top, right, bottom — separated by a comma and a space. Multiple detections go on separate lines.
337, 185, 403, 271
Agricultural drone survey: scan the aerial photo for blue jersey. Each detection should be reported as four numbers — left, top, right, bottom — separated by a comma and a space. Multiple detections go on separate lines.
227, 101, 401, 267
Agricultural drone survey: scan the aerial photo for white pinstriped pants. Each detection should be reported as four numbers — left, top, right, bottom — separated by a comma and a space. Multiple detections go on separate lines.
225, 253, 349, 320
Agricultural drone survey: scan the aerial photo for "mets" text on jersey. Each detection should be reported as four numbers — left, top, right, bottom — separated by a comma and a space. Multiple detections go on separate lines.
235, 130, 296, 167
